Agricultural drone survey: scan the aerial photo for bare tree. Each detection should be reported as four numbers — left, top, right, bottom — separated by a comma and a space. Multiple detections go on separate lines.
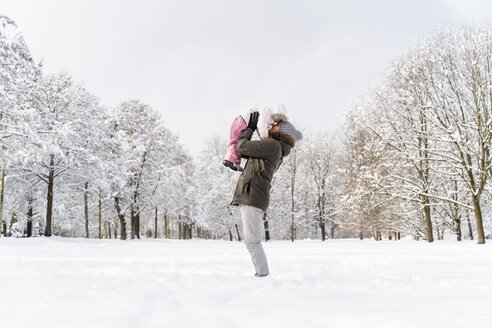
305, 133, 337, 241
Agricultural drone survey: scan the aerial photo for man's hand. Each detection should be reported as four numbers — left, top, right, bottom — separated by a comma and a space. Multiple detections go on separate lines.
247, 111, 259, 131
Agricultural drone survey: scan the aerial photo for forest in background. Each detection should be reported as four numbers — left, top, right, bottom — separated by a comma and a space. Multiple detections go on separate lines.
1, 16, 492, 243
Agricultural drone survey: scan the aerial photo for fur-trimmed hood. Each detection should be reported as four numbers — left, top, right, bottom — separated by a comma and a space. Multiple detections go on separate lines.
269, 131, 293, 157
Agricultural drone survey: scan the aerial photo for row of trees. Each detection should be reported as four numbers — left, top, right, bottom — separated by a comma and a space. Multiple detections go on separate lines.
2, 15, 491, 242
198, 25, 492, 244
196, 133, 341, 242
0, 16, 196, 240
339, 25, 492, 244
2, 15, 344, 242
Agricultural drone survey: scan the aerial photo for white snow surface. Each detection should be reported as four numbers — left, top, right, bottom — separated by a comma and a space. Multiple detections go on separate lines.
1, 238, 491, 328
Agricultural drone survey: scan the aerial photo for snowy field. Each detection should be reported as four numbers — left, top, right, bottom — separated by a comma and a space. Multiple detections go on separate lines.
1, 238, 491, 328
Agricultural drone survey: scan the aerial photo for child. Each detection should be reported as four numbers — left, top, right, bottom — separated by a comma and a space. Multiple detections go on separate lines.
223, 104, 288, 171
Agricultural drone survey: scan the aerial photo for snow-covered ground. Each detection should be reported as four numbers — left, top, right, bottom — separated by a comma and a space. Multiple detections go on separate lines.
1, 238, 491, 328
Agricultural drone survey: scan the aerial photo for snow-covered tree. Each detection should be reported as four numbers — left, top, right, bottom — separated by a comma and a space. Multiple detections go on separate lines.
110, 100, 187, 239
196, 136, 241, 240
0, 15, 41, 236
303, 132, 339, 241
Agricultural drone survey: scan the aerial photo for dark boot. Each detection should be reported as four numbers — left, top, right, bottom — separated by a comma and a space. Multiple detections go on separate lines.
222, 160, 237, 171
254, 273, 269, 277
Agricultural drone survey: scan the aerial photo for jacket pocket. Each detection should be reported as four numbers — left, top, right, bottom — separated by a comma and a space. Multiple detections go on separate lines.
241, 179, 251, 194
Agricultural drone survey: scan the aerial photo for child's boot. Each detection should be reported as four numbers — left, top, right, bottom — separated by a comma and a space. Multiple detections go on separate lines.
222, 160, 238, 171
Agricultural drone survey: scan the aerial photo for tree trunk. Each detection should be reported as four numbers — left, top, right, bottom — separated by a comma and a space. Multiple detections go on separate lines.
26, 201, 33, 238
317, 192, 327, 241
422, 198, 434, 242
0, 168, 4, 237
471, 195, 485, 244
451, 180, 461, 241
170, 216, 173, 239
178, 220, 182, 240
418, 111, 433, 243
263, 212, 270, 241
103, 221, 108, 239
118, 216, 126, 240
455, 219, 462, 241
114, 197, 126, 240
45, 154, 55, 237
154, 205, 158, 238
290, 216, 295, 242
291, 150, 296, 242
229, 229, 233, 241
129, 204, 141, 239
320, 218, 326, 241
162, 211, 167, 239
84, 182, 89, 238
130, 204, 135, 239
135, 211, 140, 239
165, 214, 169, 238
467, 214, 474, 240
235, 223, 241, 241
163, 212, 168, 239
98, 188, 102, 239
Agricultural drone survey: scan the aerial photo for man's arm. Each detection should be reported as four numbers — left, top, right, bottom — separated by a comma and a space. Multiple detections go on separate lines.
236, 128, 279, 159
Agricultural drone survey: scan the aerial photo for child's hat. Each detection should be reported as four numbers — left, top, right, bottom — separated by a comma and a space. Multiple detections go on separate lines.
272, 112, 288, 123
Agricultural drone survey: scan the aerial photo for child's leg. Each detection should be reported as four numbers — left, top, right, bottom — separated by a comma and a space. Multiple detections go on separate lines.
225, 116, 247, 164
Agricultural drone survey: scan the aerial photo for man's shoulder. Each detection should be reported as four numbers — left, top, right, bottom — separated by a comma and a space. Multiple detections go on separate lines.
261, 138, 282, 155
261, 138, 279, 145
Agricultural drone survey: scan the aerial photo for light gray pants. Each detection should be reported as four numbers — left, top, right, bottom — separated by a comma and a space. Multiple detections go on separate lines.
240, 205, 269, 275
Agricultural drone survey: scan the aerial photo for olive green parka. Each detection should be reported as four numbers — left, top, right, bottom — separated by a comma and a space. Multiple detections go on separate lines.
231, 128, 291, 211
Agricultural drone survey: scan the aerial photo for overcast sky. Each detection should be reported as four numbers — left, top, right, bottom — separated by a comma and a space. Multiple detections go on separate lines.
3, 0, 492, 156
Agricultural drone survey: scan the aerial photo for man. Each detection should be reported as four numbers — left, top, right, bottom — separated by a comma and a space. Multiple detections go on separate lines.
231, 112, 303, 277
